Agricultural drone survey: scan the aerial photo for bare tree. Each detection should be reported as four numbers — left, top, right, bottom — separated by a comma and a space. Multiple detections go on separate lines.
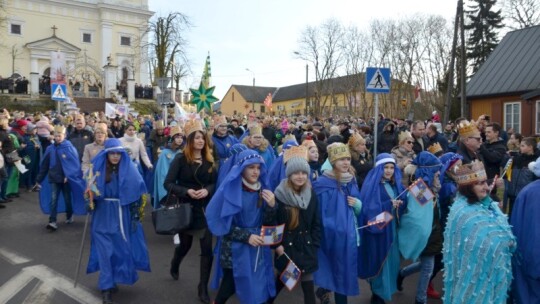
296, 18, 344, 116
11, 44, 22, 75
503, 0, 540, 29
145, 12, 191, 82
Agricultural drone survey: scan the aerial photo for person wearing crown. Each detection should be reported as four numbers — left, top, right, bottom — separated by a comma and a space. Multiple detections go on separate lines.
211, 115, 238, 168
85, 138, 150, 304
359, 153, 406, 304
152, 125, 184, 208
164, 119, 216, 304
456, 120, 483, 164
242, 124, 275, 168
510, 156, 540, 303
206, 149, 277, 304
348, 132, 371, 190
443, 160, 515, 304
35, 125, 86, 231
313, 142, 362, 304
268, 156, 320, 304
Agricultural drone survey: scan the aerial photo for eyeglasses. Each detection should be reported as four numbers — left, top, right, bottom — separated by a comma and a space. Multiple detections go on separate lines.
406, 141, 413, 144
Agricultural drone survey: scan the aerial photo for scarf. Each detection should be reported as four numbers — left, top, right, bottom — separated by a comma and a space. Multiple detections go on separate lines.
242, 178, 261, 191
274, 179, 311, 210
123, 134, 136, 142
323, 169, 354, 184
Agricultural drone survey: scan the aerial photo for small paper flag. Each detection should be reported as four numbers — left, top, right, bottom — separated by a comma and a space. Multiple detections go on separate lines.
409, 178, 434, 206
280, 260, 301, 291
261, 224, 285, 245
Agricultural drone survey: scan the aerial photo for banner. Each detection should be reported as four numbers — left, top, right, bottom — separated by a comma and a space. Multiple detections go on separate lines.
105, 102, 127, 118
50, 51, 66, 85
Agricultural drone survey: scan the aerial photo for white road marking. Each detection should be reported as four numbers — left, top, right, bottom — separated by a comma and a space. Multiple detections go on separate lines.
0, 247, 31, 265
0, 264, 101, 304
22, 281, 55, 304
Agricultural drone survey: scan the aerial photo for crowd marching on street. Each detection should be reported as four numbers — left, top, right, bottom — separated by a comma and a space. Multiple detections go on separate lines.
1, 107, 539, 304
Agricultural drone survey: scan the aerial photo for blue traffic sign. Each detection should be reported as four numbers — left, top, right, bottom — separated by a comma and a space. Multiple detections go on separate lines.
366, 67, 391, 93
51, 83, 67, 101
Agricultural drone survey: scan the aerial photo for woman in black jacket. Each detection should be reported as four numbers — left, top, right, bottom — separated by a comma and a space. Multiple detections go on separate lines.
269, 155, 320, 304
163, 119, 216, 304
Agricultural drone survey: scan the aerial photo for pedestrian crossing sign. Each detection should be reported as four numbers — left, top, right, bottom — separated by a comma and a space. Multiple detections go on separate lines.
366, 67, 391, 93
51, 83, 67, 101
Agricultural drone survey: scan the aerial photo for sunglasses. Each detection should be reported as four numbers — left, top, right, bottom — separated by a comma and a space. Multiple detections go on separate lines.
406, 141, 413, 144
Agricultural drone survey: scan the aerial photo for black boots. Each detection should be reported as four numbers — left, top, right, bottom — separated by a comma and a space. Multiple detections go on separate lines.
397, 271, 404, 291
198, 255, 213, 304
370, 293, 385, 304
170, 246, 184, 280
101, 290, 114, 304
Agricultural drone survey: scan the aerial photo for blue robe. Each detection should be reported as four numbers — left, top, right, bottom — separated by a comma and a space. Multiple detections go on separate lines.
212, 134, 238, 167
313, 175, 361, 296
38, 140, 86, 216
267, 155, 285, 191
397, 192, 434, 260
208, 190, 276, 304
258, 146, 275, 169
443, 195, 515, 304
152, 147, 182, 208
511, 180, 540, 304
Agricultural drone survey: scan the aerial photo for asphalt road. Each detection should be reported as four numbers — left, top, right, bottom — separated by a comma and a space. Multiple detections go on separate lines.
0, 190, 443, 303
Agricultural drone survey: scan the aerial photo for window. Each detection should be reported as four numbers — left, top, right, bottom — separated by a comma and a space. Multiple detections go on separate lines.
260, 105, 265, 113
82, 33, 92, 43
536, 100, 540, 134
120, 36, 131, 46
10, 24, 21, 35
504, 102, 521, 134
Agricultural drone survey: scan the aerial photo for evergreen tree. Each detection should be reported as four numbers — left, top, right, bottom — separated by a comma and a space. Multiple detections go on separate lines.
465, 0, 504, 74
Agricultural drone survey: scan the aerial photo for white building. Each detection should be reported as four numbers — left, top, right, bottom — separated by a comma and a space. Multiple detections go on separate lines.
0, 0, 154, 97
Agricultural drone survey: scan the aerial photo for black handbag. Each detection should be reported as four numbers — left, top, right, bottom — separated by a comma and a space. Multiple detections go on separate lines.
151, 189, 192, 235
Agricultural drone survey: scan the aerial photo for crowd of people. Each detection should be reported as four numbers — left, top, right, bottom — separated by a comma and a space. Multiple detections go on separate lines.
1, 107, 539, 304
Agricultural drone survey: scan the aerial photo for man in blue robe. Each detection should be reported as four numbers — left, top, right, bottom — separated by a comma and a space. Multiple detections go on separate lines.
511, 156, 540, 304
36, 125, 86, 231
211, 115, 239, 168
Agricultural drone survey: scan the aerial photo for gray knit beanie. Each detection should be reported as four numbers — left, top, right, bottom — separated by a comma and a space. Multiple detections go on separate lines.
286, 156, 310, 178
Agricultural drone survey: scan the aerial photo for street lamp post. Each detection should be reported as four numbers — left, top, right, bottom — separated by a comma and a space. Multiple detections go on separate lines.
245, 68, 255, 110
294, 52, 309, 115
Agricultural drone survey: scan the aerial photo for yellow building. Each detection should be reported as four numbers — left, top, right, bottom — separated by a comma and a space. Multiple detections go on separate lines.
0, 0, 153, 97
220, 74, 414, 118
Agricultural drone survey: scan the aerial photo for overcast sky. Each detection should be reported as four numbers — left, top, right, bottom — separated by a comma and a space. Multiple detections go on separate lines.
148, 0, 459, 100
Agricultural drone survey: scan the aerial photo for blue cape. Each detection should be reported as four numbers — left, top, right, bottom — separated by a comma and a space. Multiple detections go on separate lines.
511, 180, 540, 303
211, 133, 239, 166
152, 147, 182, 208
39, 140, 86, 215
313, 174, 361, 296
216, 144, 247, 188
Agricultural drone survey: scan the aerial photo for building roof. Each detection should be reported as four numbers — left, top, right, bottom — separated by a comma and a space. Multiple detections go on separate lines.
467, 25, 540, 98
232, 74, 364, 102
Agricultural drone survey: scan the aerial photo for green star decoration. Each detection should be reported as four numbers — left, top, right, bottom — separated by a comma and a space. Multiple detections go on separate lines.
189, 82, 218, 113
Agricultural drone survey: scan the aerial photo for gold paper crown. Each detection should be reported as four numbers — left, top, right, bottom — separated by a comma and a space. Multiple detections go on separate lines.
283, 145, 308, 164
282, 134, 296, 144
452, 160, 487, 185
213, 115, 227, 127
398, 131, 413, 144
327, 143, 351, 164
54, 125, 66, 134
250, 125, 262, 136
427, 142, 443, 155
184, 119, 204, 137
348, 133, 365, 147
458, 120, 480, 138
169, 126, 182, 138
154, 120, 164, 129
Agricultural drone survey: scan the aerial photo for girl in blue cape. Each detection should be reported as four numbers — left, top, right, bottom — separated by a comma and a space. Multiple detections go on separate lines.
206, 149, 277, 304
359, 153, 405, 304
216, 143, 247, 187
313, 143, 362, 304
86, 138, 150, 304
152, 125, 184, 208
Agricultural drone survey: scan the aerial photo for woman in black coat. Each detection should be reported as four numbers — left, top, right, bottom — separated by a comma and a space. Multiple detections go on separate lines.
163, 120, 216, 304
268, 155, 320, 304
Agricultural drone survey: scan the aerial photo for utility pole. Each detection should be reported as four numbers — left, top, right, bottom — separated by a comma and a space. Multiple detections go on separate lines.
444, 0, 461, 126
459, 0, 467, 118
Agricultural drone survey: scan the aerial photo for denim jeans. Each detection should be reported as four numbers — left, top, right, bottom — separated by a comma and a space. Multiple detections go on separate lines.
50, 182, 72, 223
0, 164, 13, 199
400, 255, 434, 304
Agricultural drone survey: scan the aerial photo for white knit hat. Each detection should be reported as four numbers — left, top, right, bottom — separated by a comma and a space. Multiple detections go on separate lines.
528, 156, 540, 177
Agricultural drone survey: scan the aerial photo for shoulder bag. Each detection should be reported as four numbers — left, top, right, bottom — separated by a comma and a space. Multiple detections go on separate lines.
151, 187, 192, 235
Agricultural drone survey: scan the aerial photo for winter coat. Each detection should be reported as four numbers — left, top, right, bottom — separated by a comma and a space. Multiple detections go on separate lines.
507, 151, 540, 198
391, 146, 416, 186
421, 199, 443, 256
274, 189, 321, 274
164, 155, 216, 230
351, 151, 372, 190
478, 138, 507, 181
377, 122, 397, 154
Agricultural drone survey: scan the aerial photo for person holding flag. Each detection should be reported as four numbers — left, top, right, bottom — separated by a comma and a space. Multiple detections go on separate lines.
396, 152, 442, 304
268, 154, 320, 304
313, 142, 362, 304
205, 149, 277, 304
359, 153, 405, 304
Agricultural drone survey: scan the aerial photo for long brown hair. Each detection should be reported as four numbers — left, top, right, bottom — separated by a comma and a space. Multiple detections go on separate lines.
284, 178, 310, 230
184, 130, 214, 166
